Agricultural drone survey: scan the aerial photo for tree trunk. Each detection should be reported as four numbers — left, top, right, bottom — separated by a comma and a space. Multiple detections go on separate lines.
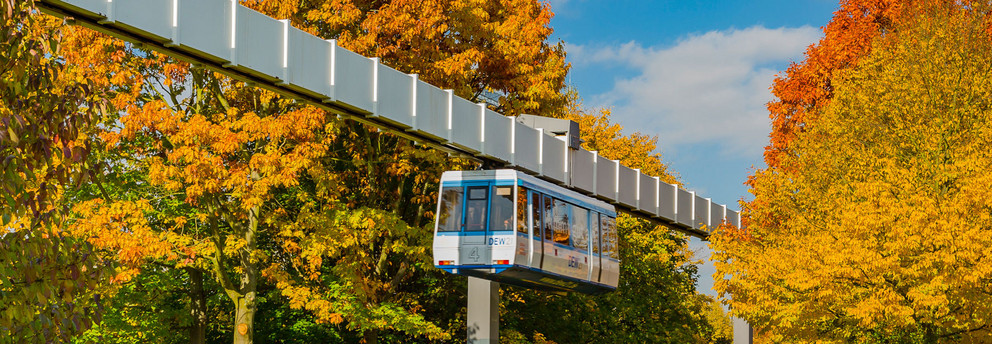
232, 293, 256, 344
233, 201, 260, 344
207, 201, 260, 344
187, 267, 208, 344
362, 329, 378, 344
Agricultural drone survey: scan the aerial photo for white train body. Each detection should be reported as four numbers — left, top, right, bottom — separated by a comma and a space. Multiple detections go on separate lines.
433, 170, 619, 294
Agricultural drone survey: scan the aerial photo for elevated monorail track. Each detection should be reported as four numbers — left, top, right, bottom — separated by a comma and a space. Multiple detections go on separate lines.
36, 0, 740, 238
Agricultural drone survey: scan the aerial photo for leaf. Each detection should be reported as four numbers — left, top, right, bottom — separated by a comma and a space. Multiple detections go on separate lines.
6, 125, 18, 144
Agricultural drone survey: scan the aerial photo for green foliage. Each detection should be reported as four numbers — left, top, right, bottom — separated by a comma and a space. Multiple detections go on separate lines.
498, 217, 711, 343
0, 1, 111, 342
0, 223, 109, 343
253, 288, 352, 343
72, 269, 192, 344
4, 2, 723, 344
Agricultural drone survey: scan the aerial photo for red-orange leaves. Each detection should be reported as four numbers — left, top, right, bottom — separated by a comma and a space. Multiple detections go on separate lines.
765, 0, 906, 168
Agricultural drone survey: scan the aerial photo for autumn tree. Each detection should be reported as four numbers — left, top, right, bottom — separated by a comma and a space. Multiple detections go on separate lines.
713, 3, 992, 342
0, 0, 125, 341
764, 0, 908, 168
495, 95, 717, 343
10, 1, 723, 344
251, 0, 569, 117
46, 1, 571, 344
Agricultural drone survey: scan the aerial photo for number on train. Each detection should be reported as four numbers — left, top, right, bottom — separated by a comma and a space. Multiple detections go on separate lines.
432, 170, 620, 294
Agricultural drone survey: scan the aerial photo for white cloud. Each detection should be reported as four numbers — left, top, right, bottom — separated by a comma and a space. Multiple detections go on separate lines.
545, 0, 571, 11
568, 26, 821, 158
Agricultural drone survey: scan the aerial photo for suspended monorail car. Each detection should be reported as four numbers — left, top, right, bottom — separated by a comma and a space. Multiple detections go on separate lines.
432, 170, 620, 294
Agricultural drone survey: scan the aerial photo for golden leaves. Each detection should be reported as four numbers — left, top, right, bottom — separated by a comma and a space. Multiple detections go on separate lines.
717, 4, 992, 341
252, 0, 567, 116
68, 200, 188, 282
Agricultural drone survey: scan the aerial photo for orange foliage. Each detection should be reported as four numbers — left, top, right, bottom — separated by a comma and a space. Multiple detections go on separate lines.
764, 0, 905, 168
245, 0, 568, 116
764, 0, 992, 169
69, 199, 197, 283
753, 0, 992, 236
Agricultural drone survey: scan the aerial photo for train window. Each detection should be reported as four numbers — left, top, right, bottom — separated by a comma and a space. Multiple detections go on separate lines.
543, 195, 553, 241
591, 212, 601, 254
571, 206, 589, 251
489, 186, 514, 231
601, 216, 618, 259
530, 192, 542, 238
552, 198, 570, 246
516, 187, 528, 234
464, 186, 488, 231
437, 187, 463, 232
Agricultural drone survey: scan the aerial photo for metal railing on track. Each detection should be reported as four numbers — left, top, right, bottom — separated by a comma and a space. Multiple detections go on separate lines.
37, 0, 741, 237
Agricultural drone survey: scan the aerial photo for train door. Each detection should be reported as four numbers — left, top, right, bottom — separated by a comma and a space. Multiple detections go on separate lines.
460, 185, 490, 265
527, 191, 543, 267
488, 185, 516, 265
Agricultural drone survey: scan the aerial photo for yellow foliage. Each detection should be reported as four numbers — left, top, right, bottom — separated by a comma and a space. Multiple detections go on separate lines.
713, 4, 992, 342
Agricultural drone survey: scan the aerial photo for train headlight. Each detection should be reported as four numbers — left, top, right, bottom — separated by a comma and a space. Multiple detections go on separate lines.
438, 260, 455, 266
493, 260, 509, 265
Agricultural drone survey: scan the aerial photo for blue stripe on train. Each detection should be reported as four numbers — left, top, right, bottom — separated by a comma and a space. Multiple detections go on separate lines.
441, 180, 516, 187
436, 230, 515, 236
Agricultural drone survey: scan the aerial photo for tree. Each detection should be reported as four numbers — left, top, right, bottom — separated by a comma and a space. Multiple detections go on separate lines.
713, 3, 992, 342
763, 0, 906, 168
53, 1, 572, 344
496, 95, 716, 343
0, 1, 120, 341
249, 0, 569, 117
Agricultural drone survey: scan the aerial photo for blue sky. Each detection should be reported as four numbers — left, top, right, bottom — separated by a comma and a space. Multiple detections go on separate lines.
546, 0, 839, 298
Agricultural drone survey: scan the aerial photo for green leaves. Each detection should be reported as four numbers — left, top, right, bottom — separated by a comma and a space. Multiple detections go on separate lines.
0, 223, 109, 344
1, 1, 113, 342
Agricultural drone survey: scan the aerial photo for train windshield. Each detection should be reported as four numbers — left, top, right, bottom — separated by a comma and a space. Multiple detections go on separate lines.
437, 187, 463, 232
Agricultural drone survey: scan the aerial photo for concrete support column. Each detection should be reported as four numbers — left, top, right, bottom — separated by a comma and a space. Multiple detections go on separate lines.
733, 317, 753, 344
467, 277, 499, 344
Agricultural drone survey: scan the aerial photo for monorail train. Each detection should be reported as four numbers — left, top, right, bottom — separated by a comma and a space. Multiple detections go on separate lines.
432, 170, 620, 294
